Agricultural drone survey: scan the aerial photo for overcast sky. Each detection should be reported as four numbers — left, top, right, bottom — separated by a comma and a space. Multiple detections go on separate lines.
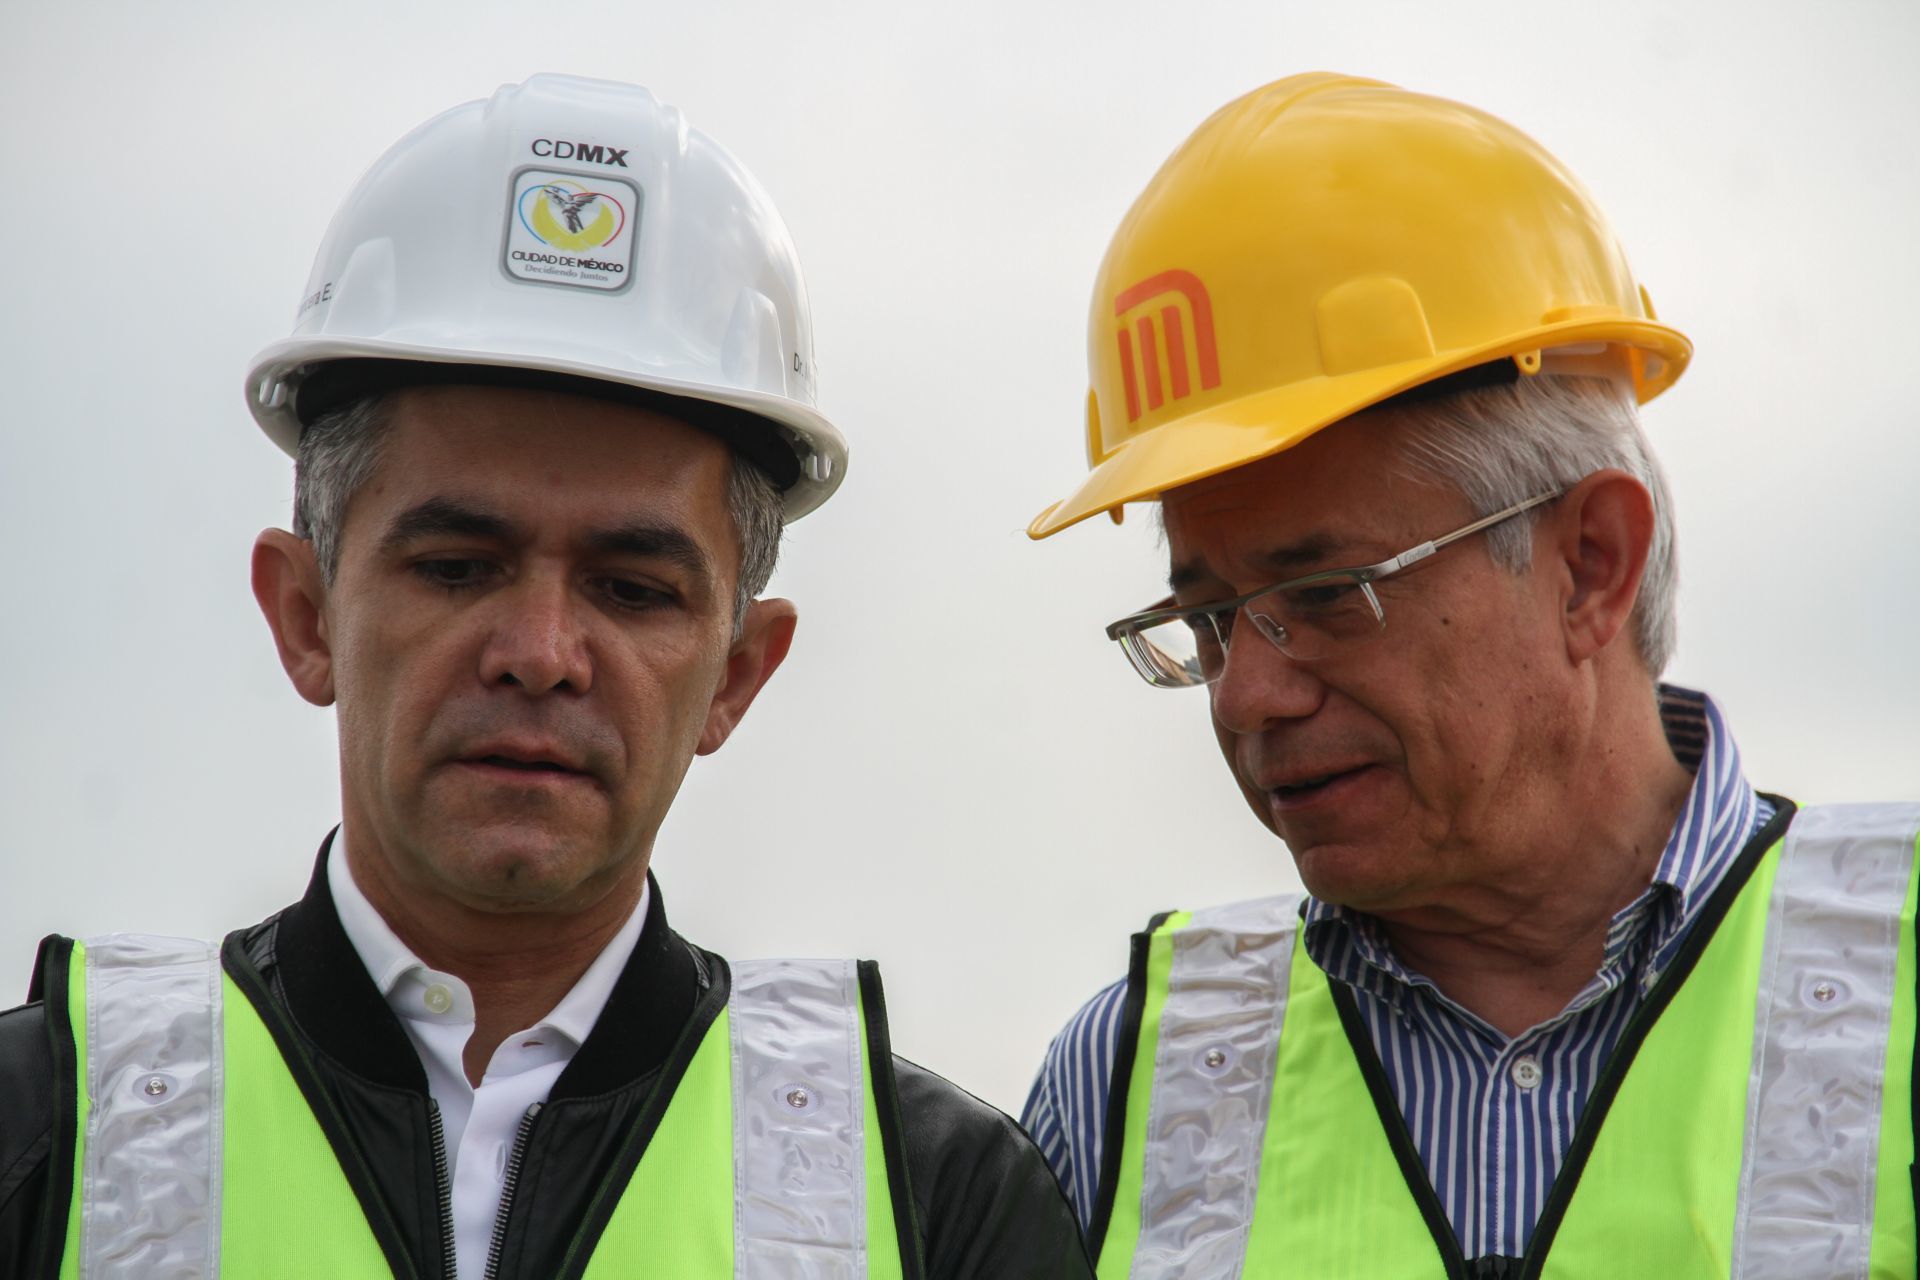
3, 0, 1915, 1113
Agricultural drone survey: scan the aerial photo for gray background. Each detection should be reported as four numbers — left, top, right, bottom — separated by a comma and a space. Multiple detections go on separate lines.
3, 0, 1915, 1114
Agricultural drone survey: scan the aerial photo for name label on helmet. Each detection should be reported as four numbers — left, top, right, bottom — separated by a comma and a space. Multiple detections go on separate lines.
502, 168, 642, 293
296, 281, 333, 318
531, 139, 630, 168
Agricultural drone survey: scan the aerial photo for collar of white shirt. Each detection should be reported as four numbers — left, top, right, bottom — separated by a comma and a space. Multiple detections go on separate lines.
327, 831, 649, 1064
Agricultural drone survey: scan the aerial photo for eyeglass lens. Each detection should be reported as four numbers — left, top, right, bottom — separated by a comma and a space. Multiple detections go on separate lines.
1127, 576, 1387, 686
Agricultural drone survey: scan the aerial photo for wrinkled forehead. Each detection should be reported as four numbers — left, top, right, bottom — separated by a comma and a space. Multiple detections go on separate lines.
358, 384, 739, 542
391, 381, 728, 478
1159, 410, 1458, 557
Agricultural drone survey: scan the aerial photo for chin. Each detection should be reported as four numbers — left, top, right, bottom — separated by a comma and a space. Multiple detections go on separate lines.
425, 822, 612, 906
1288, 839, 1416, 912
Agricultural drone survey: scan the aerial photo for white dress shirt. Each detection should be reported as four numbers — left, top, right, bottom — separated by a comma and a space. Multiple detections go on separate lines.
328, 835, 648, 1280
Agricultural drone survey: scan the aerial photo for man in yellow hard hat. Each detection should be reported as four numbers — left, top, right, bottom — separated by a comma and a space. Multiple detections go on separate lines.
0, 75, 1090, 1278
1021, 73, 1920, 1276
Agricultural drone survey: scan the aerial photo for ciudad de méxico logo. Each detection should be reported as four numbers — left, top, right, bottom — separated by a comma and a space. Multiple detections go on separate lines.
505, 171, 638, 290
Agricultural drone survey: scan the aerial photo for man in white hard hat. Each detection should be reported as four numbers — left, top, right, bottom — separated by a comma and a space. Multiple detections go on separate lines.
1020, 73, 1920, 1276
0, 75, 1090, 1278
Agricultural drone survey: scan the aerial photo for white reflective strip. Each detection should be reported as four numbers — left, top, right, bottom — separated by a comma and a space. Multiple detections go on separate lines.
1133, 894, 1304, 1280
728, 958, 867, 1279
1733, 803, 1920, 1279
79, 934, 224, 1280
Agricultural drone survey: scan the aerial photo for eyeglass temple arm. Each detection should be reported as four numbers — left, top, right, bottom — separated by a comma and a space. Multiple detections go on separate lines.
1394, 490, 1565, 571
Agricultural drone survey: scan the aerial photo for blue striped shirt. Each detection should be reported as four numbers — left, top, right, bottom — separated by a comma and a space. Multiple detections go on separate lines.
1021, 685, 1773, 1258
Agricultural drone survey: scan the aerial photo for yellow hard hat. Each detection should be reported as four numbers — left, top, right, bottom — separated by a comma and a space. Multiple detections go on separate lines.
1027, 72, 1692, 539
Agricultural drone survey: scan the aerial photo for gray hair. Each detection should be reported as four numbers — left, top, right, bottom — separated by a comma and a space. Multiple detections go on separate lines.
293, 393, 785, 633
1376, 373, 1677, 675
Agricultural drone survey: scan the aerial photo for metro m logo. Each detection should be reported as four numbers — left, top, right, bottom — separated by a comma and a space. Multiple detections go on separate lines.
1113, 269, 1221, 422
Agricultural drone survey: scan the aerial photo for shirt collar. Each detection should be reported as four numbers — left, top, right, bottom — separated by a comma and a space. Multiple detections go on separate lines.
327, 831, 649, 1045
1303, 683, 1765, 998
1640, 685, 1764, 923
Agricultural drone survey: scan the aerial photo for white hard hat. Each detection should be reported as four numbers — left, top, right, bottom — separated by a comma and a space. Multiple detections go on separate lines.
245, 73, 846, 518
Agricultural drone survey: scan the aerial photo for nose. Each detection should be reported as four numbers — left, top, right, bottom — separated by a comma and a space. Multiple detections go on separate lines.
478, 573, 593, 695
1208, 614, 1325, 734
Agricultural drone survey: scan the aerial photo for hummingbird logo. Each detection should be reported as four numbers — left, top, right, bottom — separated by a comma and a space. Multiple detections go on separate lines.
517, 179, 626, 252
541, 186, 600, 233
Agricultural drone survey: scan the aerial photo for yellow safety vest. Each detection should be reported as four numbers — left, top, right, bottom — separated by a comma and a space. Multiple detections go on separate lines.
1097, 803, 1920, 1278
51, 946, 909, 1278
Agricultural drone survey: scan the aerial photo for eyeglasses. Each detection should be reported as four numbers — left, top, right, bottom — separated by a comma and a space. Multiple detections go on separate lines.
1105, 490, 1565, 688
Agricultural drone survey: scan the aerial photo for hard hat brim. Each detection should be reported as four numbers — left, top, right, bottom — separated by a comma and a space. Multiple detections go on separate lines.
246, 337, 848, 521
1026, 320, 1690, 540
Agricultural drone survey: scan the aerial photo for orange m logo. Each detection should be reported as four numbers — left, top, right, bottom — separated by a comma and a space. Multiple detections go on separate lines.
1113, 269, 1221, 423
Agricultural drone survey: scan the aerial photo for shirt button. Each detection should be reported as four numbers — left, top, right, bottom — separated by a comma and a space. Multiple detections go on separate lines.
1510, 1055, 1543, 1090
423, 984, 454, 1015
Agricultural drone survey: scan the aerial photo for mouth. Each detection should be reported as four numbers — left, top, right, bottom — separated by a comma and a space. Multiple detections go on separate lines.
473, 755, 577, 773
452, 747, 595, 785
1266, 764, 1375, 811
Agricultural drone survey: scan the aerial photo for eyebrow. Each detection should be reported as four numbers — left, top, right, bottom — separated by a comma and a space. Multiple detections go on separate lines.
584, 522, 714, 587
378, 498, 519, 555
1168, 532, 1349, 592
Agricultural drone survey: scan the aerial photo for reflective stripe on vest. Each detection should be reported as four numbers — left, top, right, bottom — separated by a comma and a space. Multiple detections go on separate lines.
731, 958, 874, 1274
1103, 802, 1920, 1278
68, 935, 226, 1279
1732, 804, 1915, 1275
585, 959, 905, 1279
1115, 895, 1306, 1277
65, 948, 903, 1278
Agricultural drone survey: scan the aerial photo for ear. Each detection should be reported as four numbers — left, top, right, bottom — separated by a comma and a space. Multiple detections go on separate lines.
696, 598, 798, 755
252, 529, 336, 706
1542, 470, 1655, 667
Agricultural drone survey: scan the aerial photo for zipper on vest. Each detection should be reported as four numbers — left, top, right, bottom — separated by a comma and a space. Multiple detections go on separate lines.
428, 1098, 457, 1279
482, 1102, 542, 1280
